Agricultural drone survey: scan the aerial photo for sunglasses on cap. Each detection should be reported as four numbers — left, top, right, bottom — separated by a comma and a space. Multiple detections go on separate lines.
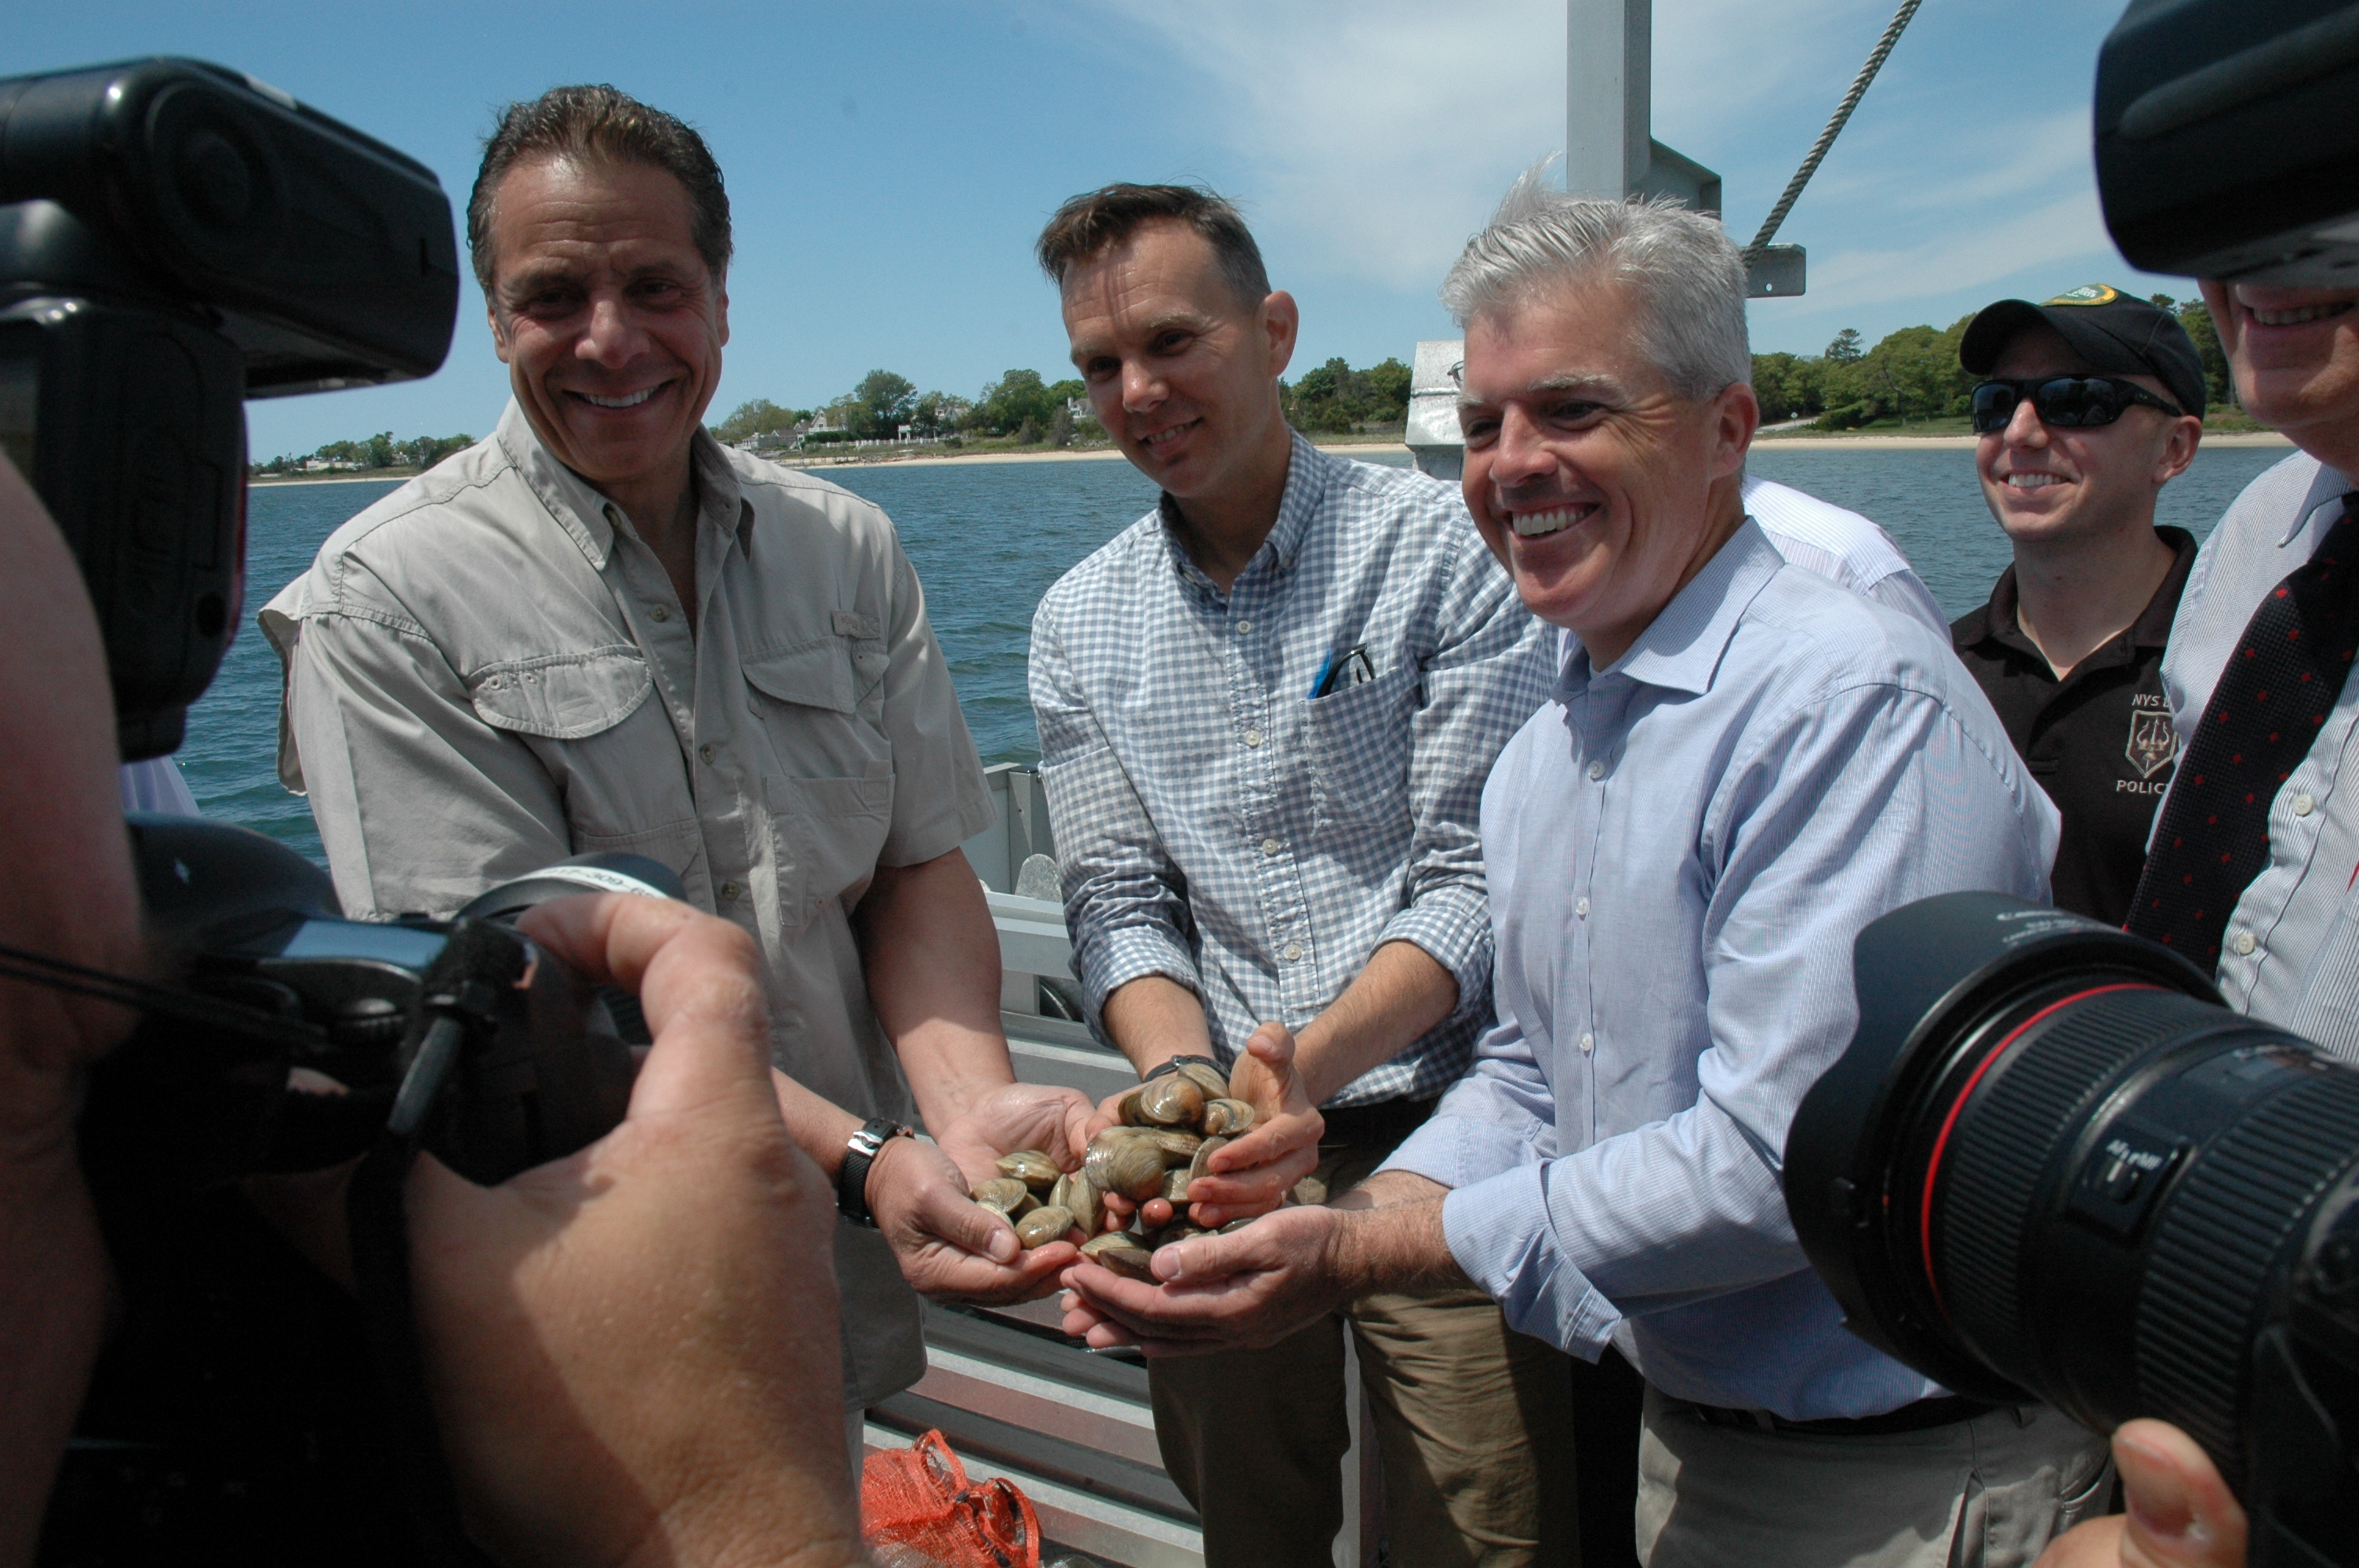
1969, 376, 2186, 434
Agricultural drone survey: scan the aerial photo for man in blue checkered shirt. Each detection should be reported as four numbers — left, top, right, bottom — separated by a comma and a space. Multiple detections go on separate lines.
1030, 184, 1573, 1566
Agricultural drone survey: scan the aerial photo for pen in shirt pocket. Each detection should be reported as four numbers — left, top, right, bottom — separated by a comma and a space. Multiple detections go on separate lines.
1309, 645, 1376, 699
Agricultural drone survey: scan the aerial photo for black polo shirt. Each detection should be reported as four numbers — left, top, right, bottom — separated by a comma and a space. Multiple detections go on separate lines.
1950, 526, 2198, 927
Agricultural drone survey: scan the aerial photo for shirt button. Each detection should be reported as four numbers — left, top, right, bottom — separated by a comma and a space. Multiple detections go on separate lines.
1261, 837, 1281, 856
1245, 728, 1264, 747
651, 604, 671, 622
718, 880, 741, 902
699, 743, 718, 764
1587, 760, 1605, 781
1236, 620, 1253, 634
2232, 931, 2258, 956
1576, 897, 1590, 918
1283, 942, 1303, 962
1579, 1032, 1595, 1054
2295, 793, 2317, 817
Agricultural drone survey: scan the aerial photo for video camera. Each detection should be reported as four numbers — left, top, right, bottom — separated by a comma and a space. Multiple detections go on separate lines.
0, 56, 455, 761
0, 59, 657, 1562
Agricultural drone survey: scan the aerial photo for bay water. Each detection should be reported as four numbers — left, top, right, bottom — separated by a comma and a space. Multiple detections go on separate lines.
177, 444, 2297, 863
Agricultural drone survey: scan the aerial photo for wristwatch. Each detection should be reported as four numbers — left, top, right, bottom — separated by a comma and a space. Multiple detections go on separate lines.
1145, 1054, 1220, 1083
837, 1117, 915, 1228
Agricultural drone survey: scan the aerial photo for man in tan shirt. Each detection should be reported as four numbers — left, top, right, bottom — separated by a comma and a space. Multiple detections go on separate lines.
263, 85, 1092, 1431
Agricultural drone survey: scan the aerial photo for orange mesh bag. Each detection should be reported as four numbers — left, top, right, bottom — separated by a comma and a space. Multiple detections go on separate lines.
861, 1428, 1041, 1568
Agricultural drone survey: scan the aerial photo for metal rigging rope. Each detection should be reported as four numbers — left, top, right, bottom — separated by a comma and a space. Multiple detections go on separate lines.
1744, 0, 1924, 262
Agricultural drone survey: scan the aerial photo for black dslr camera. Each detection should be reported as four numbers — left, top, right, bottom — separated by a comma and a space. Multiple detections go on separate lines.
1788, 897, 2359, 1567
2, 59, 660, 1563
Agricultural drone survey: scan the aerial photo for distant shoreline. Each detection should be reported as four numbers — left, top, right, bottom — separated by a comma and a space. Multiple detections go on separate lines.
249, 441, 1416, 488
246, 430, 2296, 488
1755, 430, 2295, 450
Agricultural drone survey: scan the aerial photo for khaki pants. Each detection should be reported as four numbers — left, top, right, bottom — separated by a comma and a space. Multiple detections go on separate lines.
1149, 1110, 1578, 1568
1634, 1386, 2113, 1568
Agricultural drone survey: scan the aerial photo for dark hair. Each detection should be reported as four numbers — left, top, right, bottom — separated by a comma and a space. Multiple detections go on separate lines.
1035, 183, 1269, 307
467, 85, 731, 294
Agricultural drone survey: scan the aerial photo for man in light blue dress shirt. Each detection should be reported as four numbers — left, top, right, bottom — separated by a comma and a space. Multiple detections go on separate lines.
1061, 174, 2111, 1566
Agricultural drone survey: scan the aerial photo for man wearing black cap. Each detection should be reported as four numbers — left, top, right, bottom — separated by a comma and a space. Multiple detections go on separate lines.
1950, 285, 2207, 924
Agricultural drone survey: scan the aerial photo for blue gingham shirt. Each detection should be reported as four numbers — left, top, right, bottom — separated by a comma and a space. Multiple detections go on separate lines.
1030, 434, 1553, 1107
1383, 522, 2060, 1416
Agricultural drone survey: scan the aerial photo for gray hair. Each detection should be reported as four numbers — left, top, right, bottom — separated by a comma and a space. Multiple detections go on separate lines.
1440, 163, 1751, 400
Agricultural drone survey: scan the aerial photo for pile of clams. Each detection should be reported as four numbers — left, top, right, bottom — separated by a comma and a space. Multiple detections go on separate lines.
972, 1060, 1266, 1277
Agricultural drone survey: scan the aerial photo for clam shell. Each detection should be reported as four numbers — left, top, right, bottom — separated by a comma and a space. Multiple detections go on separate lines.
1159, 1167, 1193, 1203
1052, 1171, 1103, 1235
1085, 1130, 1169, 1201
1122, 1073, 1205, 1127
1078, 1232, 1158, 1280
1015, 1204, 1077, 1250
997, 1149, 1063, 1193
972, 1177, 1037, 1217
1143, 1128, 1204, 1164
1219, 1218, 1256, 1234
1175, 1060, 1230, 1102
1201, 1098, 1256, 1137
1186, 1134, 1230, 1185
1289, 1174, 1329, 1207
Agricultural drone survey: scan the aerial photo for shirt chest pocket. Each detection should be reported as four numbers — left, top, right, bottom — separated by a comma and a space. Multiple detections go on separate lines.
744, 643, 897, 935
467, 646, 654, 739
1304, 666, 1417, 832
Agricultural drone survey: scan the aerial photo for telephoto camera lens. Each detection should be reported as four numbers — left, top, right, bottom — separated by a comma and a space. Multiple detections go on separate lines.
1787, 892, 2359, 1560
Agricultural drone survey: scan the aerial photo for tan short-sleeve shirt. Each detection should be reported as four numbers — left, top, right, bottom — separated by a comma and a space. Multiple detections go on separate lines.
261, 401, 995, 1406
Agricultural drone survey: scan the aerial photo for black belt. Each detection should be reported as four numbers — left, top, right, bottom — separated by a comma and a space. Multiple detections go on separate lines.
1681, 1394, 2001, 1438
1317, 1096, 1438, 1147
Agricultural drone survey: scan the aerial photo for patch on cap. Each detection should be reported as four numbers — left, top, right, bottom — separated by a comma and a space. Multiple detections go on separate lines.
2044, 283, 2122, 307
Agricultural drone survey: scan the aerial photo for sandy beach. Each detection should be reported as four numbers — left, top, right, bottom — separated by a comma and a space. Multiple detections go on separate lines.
248, 430, 2296, 487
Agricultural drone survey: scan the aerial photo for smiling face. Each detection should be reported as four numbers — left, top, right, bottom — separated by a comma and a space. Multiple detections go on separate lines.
1975, 323, 2201, 550
1456, 276, 1755, 663
483, 154, 729, 517
2201, 278, 2359, 470
1060, 220, 1297, 517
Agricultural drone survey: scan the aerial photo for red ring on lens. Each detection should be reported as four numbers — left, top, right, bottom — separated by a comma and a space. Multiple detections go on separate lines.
1916, 982, 2162, 1319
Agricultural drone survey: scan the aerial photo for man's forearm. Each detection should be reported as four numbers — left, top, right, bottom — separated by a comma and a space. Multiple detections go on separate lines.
1329, 1182, 1470, 1298
1292, 940, 1458, 1106
853, 848, 1013, 1130
1100, 974, 1215, 1077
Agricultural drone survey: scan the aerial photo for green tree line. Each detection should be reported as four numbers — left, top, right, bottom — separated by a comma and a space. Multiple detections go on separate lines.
253, 431, 477, 475
1751, 296, 2233, 431
711, 353, 1413, 452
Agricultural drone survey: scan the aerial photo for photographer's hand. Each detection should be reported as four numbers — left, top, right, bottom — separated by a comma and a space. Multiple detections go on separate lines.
405, 893, 864, 1568
2034, 1420, 2247, 1568
0, 456, 145, 1567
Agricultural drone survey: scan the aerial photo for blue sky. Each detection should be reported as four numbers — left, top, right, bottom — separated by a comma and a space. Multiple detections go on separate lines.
13, 2, 2174, 459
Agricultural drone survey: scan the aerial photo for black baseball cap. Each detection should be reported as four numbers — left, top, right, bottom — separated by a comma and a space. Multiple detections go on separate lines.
1959, 283, 2207, 417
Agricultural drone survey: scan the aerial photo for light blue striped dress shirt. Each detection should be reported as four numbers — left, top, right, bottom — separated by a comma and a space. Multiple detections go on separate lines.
2159, 450, 2359, 1056
1383, 521, 2061, 1418
1029, 433, 1554, 1107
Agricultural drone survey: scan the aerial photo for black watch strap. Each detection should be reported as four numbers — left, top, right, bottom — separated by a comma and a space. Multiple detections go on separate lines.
1146, 1054, 1219, 1083
837, 1117, 914, 1228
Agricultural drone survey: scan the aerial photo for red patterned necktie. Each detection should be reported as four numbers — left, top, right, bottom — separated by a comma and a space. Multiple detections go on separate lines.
2128, 497, 2359, 964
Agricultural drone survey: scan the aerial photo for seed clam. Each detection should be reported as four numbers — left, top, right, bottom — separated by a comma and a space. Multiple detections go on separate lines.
1051, 1171, 1104, 1235
1085, 1129, 1168, 1202
1015, 1204, 1078, 1250
1078, 1232, 1158, 1280
1121, 1074, 1205, 1127
996, 1149, 1063, 1193
972, 1177, 1037, 1218
1201, 1098, 1256, 1137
